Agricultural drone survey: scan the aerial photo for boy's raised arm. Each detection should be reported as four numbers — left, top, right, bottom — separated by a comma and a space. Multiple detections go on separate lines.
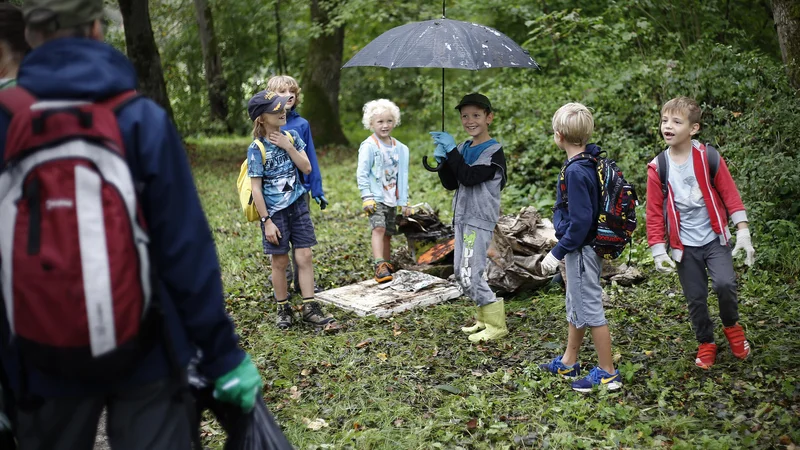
444, 149, 499, 187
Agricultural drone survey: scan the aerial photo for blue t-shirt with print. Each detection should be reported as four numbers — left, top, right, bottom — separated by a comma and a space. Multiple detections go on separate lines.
246, 130, 307, 216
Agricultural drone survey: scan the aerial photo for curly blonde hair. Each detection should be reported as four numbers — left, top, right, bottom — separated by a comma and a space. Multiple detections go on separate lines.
361, 99, 401, 131
266, 75, 302, 108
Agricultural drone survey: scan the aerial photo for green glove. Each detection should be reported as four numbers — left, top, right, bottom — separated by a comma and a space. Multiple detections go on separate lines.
213, 354, 262, 412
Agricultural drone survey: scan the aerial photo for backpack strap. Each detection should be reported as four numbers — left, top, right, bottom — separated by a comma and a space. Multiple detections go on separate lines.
253, 138, 267, 163
556, 152, 596, 209
656, 150, 669, 201
0, 86, 37, 118
705, 143, 720, 189
283, 130, 294, 145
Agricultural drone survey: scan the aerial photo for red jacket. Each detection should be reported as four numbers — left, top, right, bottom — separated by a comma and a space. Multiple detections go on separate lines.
646, 141, 748, 262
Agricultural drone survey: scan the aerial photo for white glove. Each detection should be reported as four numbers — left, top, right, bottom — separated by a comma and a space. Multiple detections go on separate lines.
653, 253, 676, 274
540, 252, 560, 276
732, 228, 755, 266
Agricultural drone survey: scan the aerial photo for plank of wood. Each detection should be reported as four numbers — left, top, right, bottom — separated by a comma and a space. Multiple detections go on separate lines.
316, 270, 462, 318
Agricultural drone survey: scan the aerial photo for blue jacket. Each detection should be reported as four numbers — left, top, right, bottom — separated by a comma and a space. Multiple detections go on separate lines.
0, 39, 244, 397
356, 134, 409, 206
552, 144, 601, 260
283, 109, 324, 198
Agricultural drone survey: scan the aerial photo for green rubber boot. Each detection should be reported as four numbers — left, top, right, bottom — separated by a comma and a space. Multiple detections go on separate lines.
461, 307, 485, 334
468, 299, 508, 343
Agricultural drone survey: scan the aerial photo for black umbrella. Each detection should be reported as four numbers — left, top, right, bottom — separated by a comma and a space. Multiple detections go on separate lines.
342, 4, 539, 170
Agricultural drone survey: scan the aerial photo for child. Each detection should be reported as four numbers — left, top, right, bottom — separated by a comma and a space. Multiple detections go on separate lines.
246, 90, 335, 330
646, 96, 754, 369
538, 103, 622, 392
267, 75, 326, 294
429, 93, 508, 343
356, 99, 410, 283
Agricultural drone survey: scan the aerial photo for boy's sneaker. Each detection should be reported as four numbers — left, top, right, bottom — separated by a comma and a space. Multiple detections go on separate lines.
301, 301, 335, 326
386, 261, 396, 274
539, 356, 581, 378
374, 262, 393, 283
723, 324, 751, 359
571, 367, 622, 393
276, 302, 293, 330
695, 342, 718, 369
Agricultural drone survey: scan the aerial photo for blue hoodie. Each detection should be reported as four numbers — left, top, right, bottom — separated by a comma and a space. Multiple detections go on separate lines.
551, 144, 601, 260
0, 39, 244, 397
283, 109, 324, 198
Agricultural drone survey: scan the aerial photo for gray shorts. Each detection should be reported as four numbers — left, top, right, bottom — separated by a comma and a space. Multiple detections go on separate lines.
564, 245, 606, 328
368, 202, 398, 235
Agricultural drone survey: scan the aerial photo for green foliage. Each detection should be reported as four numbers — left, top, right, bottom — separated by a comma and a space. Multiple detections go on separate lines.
141, 0, 797, 274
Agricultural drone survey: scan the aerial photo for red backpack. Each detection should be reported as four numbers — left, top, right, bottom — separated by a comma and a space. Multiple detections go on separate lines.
0, 87, 158, 381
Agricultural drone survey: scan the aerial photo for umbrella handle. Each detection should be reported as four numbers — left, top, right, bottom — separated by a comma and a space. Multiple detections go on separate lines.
422, 155, 442, 172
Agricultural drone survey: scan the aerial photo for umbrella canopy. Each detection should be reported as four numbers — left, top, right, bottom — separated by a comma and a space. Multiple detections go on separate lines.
343, 17, 538, 171
343, 19, 538, 70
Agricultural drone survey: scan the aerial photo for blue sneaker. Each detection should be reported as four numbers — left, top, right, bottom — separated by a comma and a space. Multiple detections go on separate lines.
539, 356, 581, 378
571, 367, 622, 393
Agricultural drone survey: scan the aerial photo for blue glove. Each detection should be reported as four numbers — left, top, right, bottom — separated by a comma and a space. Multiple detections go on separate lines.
429, 131, 457, 153
433, 143, 447, 163
313, 194, 328, 210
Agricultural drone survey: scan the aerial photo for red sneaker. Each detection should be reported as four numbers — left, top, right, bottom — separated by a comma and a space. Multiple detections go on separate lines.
723, 324, 751, 360
695, 343, 717, 369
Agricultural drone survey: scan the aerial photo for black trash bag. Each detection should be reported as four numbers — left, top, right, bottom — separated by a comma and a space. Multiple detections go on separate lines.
193, 385, 293, 450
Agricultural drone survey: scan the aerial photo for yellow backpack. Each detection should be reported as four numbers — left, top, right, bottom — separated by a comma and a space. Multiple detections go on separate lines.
237, 131, 294, 221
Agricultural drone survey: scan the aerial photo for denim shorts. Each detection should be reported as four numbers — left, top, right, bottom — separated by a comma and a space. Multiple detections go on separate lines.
564, 245, 606, 328
260, 197, 317, 255
368, 202, 398, 235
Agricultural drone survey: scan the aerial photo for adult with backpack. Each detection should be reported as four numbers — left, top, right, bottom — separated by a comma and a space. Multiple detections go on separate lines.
0, 1, 261, 449
0, 4, 29, 447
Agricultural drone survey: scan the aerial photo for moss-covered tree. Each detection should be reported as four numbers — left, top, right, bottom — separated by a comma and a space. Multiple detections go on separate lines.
117, 0, 173, 122
301, 0, 348, 147
772, 0, 800, 89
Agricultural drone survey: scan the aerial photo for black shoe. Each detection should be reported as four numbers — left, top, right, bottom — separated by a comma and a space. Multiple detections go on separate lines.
276, 303, 293, 330
301, 301, 335, 326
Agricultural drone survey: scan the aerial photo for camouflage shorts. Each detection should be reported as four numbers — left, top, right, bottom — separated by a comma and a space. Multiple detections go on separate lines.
368, 202, 398, 235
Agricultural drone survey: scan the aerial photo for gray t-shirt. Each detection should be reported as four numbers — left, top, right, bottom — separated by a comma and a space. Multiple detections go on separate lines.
667, 148, 717, 246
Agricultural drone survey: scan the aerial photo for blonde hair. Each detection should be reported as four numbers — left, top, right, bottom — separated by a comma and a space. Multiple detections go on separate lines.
266, 75, 302, 108
552, 102, 594, 146
361, 99, 401, 130
661, 96, 701, 125
252, 113, 267, 139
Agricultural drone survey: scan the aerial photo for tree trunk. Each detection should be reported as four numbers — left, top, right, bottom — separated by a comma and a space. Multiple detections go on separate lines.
301, 0, 348, 147
117, 0, 174, 122
193, 0, 231, 132
772, 0, 800, 89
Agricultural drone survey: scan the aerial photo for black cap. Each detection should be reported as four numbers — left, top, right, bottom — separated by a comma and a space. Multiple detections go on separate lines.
455, 93, 492, 112
247, 90, 290, 120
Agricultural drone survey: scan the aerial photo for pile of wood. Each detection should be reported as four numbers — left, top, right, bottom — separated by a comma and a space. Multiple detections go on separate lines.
395, 205, 644, 294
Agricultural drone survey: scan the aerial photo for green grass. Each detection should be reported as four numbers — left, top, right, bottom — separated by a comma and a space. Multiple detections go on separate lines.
188, 134, 800, 450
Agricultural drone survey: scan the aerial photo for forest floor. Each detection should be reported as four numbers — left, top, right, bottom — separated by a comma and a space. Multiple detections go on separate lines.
190, 136, 799, 450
